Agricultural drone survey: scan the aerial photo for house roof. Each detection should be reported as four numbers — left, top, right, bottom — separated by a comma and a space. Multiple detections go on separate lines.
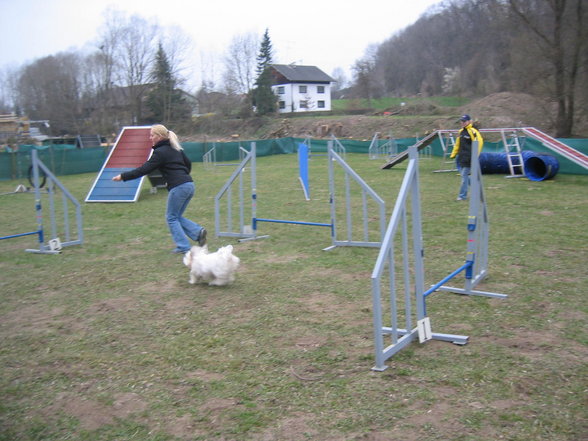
271, 64, 335, 84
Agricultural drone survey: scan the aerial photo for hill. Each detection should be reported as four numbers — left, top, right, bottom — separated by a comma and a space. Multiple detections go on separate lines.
185, 92, 587, 142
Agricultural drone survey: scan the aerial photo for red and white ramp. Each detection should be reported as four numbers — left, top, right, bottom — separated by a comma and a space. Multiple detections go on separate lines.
521, 127, 588, 170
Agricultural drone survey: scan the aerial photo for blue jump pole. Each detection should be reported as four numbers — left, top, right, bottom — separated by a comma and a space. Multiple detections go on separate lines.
253, 218, 332, 228
0, 230, 42, 241
424, 261, 473, 298
423, 261, 473, 316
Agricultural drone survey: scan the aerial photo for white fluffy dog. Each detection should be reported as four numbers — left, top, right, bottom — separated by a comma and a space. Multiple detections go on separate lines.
183, 244, 240, 286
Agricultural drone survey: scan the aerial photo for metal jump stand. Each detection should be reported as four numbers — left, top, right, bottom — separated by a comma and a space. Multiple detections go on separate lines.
214, 142, 386, 250
370, 142, 507, 371
0, 149, 83, 254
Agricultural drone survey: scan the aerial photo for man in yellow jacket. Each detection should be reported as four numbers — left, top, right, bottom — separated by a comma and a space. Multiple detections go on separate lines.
450, 114, 483, 200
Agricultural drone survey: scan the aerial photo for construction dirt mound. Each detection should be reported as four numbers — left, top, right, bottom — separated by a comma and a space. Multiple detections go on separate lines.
185, 92, 586, 142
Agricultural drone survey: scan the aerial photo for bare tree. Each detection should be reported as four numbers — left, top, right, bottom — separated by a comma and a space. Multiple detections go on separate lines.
16, 53, 84, 135
330, 67, 347, 95
117, 14, 160, 124
351, 45, 381, 101
159, 25, 195, 91
222, 32, 259, 95
95, 9, 160, 125
0, 67, 19, 113
508, 0, 586, 137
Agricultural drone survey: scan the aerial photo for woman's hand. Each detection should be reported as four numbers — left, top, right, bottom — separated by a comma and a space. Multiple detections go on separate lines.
112, 174, 122, 181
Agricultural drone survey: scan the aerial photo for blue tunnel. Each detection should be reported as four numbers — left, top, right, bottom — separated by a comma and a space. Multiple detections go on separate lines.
478, 151, 559, 181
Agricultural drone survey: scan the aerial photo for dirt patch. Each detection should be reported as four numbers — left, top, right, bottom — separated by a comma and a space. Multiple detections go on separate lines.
44, 392, 148, 431
184, 92, 584, 142
257, 412, 320, 441
463, 92, 556, 132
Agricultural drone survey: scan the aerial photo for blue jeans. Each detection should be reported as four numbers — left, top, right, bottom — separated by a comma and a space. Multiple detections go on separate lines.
458, 166, 471, 200
166, 182, 203, 251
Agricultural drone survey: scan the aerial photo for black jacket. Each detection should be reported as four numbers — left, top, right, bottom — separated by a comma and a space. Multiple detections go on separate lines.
451, 124, 484, 168
121, 140, 192, 190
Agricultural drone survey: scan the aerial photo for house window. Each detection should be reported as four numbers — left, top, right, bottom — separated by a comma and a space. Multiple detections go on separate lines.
317, 86, 325, 94
318, 100, 325, 108
277, 86, 285, 94
299, 100, 308, 109
279, 101, 286, 109
299, 85, 307, 93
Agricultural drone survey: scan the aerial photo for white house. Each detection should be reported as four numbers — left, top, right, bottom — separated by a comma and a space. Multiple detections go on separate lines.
270, 64, 335, 113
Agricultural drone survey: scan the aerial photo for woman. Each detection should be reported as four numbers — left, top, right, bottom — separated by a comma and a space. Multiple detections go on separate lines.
112, 124, 206, 254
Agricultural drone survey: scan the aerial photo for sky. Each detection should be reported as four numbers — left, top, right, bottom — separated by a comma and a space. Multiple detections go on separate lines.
0, 0, 443, 90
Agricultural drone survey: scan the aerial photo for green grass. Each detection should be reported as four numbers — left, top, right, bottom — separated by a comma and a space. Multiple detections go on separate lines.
0, 153, 586, 440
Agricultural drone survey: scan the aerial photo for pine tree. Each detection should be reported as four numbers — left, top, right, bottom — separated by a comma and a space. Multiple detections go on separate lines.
252, 29, 277, 116
147, 43, 189, 124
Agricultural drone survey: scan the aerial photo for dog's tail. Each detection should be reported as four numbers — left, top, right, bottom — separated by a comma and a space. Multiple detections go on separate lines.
183, 249, 192, 267
217, 244, 233, 256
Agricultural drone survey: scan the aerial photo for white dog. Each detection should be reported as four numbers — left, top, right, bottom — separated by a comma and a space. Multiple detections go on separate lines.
183, 244, 240, 286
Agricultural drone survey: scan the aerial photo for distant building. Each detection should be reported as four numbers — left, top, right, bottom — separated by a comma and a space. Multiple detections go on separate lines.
270, 64, 335, 113
0, 114, 49, 142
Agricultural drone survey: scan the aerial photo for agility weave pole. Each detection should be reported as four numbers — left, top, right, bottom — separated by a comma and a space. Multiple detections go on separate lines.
370, 142, 506, 371
214, 142, 386, 250
0, 149, 83, 254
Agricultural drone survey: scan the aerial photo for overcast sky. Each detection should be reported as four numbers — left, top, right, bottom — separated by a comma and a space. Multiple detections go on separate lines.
0, 0, 443, 89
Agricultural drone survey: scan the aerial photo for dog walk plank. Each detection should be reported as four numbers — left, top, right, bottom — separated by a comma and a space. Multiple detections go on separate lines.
381, 131, 438, 169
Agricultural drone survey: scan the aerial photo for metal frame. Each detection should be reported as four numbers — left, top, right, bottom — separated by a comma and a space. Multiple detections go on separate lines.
325, 141, 386, 250
203, 142, 248, 169
368, 132, 398, 160
0, 149, 83, 254
214, 142, 386, 250
370, 142, 506, 371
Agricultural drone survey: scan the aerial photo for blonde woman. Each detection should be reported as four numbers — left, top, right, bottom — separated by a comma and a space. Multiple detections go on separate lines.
112, 124, 206, 254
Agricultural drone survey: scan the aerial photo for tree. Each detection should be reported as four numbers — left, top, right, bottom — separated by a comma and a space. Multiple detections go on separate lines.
330, 67, 348, 95
100, 11, 159, 125
508, 0, 586, 137
222, 32, 259, 95
351, 45, 381, 101
0, 67, 18, 113
147, 43, 190, 125
16, 53, 84, 135
251, 29, 277, 116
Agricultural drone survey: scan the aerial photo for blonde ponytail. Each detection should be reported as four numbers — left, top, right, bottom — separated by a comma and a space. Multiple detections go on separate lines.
168, 130, 183, 151
151, 124, 183, 151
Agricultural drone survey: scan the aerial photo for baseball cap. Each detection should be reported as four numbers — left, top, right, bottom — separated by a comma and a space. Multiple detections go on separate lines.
459, 114, 471, 122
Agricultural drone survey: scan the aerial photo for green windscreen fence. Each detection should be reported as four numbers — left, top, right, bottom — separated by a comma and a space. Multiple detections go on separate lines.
1, 136, 587, 181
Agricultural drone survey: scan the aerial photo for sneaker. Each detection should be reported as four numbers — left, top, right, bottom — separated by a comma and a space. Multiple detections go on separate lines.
171, 248, 189, 254
197, 228, 207, 246
456, 197, 465, 201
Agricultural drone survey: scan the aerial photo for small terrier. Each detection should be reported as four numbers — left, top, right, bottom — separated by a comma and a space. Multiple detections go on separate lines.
183, 244, 240, 286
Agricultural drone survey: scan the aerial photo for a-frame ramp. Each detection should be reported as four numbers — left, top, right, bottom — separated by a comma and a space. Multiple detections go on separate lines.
85, 126, 152, 202
521, 127, 588, 170
381, 131, 438, 169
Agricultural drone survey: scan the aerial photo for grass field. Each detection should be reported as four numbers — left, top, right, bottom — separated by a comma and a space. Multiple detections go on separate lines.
1, 151, 586, 441
331, 96, 471, 112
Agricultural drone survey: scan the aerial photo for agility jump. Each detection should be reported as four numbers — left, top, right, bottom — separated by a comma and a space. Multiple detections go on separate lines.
371, 142, 507, 371
214, 141, 386, 250
0, 149, 83, 254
